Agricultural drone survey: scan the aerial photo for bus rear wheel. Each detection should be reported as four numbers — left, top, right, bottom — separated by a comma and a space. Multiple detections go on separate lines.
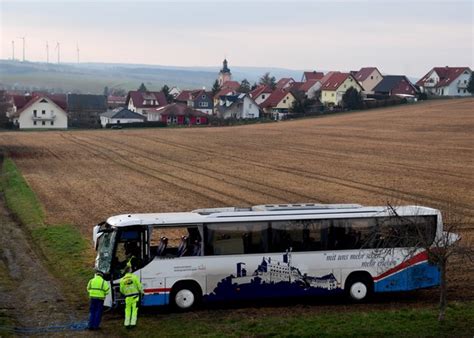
171, 283, 201, 311
345, 274, 373, 302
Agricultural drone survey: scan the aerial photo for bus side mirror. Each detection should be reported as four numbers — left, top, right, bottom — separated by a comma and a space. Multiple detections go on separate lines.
93, 225, 101, 250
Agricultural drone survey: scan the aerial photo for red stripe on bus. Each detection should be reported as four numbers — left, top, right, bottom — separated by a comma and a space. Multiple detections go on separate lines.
373, 251, 429, 282
144, 288, 171, 293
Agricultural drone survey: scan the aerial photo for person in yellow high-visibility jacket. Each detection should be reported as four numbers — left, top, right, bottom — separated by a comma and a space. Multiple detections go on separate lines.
87, 271, 110, 330
119, 266, 143, 328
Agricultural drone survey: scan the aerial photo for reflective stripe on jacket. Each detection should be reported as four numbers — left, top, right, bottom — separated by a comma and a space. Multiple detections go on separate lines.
119, 273, 143, 297
87, 274, 110, 299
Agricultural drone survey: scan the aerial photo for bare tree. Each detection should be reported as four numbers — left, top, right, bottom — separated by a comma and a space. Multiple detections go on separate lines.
383, 202, 474, 321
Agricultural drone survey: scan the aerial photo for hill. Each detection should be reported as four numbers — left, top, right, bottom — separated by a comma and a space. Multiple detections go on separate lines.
0, 60, 303, 94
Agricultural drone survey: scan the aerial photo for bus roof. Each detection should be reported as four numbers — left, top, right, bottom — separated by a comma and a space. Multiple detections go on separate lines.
105, 204, 440, 228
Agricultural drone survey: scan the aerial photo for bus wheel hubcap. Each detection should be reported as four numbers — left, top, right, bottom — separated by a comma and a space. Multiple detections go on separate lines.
350, 282, 367, 300
175, 289, 194, 308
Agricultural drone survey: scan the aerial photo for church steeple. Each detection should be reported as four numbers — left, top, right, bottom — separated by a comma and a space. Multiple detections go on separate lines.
218, 58, 232, 86
221, 58, 230, 73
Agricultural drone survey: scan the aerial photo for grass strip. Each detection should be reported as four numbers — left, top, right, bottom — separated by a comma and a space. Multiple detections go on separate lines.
108, 301, 474, 337
0, 157, 91, 303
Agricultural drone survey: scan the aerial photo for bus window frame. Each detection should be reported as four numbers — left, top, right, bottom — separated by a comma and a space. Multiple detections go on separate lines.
149, 223, 204, 258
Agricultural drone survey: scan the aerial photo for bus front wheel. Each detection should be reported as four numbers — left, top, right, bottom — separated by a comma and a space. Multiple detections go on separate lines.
345, 273, 373, 302
170, 282, 202, 311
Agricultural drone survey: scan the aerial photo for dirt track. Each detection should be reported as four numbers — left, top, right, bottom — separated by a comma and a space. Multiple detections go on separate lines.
0, 194, 84, 333
0, 98, 473, 303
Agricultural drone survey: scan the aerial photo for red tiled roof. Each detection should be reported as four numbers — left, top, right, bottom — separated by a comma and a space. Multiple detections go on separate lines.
126, 91, 168, 108
10, 93, 67, 111
259, 89, 293, 108
249, 85, 272, 99
9, 94, 32, 110
215, 87, 236, 98
354, 67, 379, 82
303, 71, 324, 81
416, 67, 471, 87
318, 71, 339, 86
321, 73, 352, 91
108, 95, 126, 103
14, 95, 67, 117
221, 81, 240, 90
46, 93, 67, 110
175, 90, 193, 101
275, 78, 294, 89
176, 89, 211, 101
154, 103, 208, 117
288, 82, 304, 91
298, 79, 319, 92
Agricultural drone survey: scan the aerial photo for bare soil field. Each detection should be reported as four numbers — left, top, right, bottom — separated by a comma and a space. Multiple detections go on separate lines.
1, 98, 473, 301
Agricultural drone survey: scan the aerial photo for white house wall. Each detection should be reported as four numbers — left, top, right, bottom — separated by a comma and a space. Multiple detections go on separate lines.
360, 69, 383, 93
100, 116, 144, 127
18, 99, 67, 129
242, 97, 260, 118
128, 99, 137, 112
254, 93, 271, 105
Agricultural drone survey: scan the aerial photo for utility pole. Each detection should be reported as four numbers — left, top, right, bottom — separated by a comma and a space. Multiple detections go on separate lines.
46, 41, 49, 63
11, 40, 15, 60
18, 37, 26, 62
55, 42, 60, 64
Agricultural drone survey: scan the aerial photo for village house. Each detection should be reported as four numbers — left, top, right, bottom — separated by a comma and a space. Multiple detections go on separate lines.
7, 93, 32, 119
67, 94, 107, 128
107, 95, 126, 109
275, 78, 295, 90
147, 103, 208, 126
169, 87, 181, 98
301, 71, 324, 82
373, 75, 418, 98
320, 72, 364, 106
259, 89, 296, 119
175, 89, 214, 115
216, 93, 260, 119
353, 67, 383, 94
11, 95, 68, 129
249, 85, 273, 105
126, 90, 168, 118
100, 107, 145, 128
292, 80, 321, 99
213, 81, 241, 110
416, 67, 472, 96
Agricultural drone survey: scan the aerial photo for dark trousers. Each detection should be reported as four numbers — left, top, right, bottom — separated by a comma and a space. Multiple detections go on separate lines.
89, 298, 104, 329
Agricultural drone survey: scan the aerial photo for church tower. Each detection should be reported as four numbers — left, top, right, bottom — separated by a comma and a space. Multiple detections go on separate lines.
218, 59, 232, 86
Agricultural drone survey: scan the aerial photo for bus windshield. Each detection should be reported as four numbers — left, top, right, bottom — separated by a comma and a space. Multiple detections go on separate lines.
95, 230, 116, 274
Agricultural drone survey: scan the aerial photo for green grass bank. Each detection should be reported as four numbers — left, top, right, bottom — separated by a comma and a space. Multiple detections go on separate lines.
0, 157, 91, 303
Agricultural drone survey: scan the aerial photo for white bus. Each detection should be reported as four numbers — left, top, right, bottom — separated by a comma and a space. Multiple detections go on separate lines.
93, 203, 442, 310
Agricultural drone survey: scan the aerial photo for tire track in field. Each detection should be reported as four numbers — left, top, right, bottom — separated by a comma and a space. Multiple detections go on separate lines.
61, 133, 252, 206
88, 133, 326, 204
217, 132, 472, 181
141, 135, 474, 216
279, 142, 472, 181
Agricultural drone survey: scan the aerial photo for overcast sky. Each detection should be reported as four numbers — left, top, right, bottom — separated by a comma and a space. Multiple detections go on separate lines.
1, 0, 473, 77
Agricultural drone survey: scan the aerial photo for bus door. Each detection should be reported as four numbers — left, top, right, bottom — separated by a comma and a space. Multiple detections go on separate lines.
110, 226, 149, 305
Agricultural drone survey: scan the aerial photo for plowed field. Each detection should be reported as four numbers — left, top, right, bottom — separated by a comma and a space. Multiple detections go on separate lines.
1, 98, 473, 300
2, 98, 473, 230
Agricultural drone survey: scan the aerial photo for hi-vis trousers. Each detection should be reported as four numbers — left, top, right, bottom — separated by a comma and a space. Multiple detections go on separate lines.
124, 295, 140, 327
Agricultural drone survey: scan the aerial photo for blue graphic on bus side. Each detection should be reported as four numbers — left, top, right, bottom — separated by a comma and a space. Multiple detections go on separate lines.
374, 261, 440, 292
206, 253, 343, 301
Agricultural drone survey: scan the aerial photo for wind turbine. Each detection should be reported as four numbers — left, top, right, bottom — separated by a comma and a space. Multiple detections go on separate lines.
76, 43, 80, 64
55, 42, 60, 64
46, 41, 49, 63
18, 36, 26, 62
11, 40, 15, 60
